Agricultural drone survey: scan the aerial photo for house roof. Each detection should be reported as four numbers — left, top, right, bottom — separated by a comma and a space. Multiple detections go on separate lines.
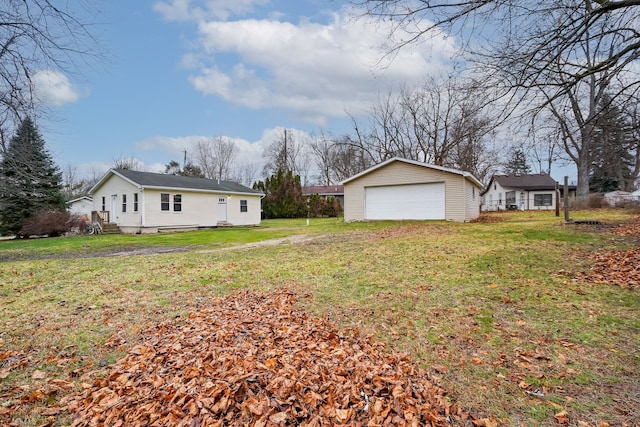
67, 196, 93, 204
482, 173, 558, 194
340, 157, 484, 188
90, 169, 263, 196
302, 185, 344, 196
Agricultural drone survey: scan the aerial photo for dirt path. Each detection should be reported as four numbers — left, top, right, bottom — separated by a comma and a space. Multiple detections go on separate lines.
0, 234, 317, 263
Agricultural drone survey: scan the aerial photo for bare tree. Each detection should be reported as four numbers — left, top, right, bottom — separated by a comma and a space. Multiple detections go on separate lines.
112, 156, 146, 171
230, 162, 260, 187
0, 0, 101, 136
346, 76, 497, 179
263, 129, 306, 177
356, 1, 639, 99
194, 136, 238, 181
531, 13, 640, 197
310, 133, 336, 186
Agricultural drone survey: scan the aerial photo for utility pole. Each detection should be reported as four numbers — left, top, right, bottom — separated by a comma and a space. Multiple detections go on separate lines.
284, 129, 288, 172
183, 150, 187, 170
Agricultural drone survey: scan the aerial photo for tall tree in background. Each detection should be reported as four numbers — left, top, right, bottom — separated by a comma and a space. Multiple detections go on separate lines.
194, 136, 237, 181
253, 170, 306, 219
503, 149, 532, 175
263, 130, 307, 179
589, 95, 639, 192
112, 157, 146, 171
164, 160, 205, 178
356, 1, 639, 100
1, 0, 100, 139
358, 1, 639, 196
0, 117, 64, 235
346, 77, 497, 180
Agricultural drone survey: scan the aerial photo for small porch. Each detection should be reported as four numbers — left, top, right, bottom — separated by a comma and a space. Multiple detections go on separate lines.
91, 211, 122, 235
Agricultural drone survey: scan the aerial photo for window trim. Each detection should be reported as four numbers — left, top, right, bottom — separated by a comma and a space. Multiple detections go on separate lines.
161, 193, 170, 211
133, 193, 139, 212
240, 199, 248, 213
173, 194, 182, 212
534, 193, 553, 207
122, 194, 127, 213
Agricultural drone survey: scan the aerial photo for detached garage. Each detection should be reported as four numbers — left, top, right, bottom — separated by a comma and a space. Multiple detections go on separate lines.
342, 157, 483, 222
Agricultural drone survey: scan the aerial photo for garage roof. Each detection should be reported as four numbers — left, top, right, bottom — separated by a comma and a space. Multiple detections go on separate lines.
341, 157, 484, 188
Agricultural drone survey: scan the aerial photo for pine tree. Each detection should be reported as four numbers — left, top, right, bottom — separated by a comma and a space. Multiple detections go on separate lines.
253, 170, 306, 219
503, 149, 531, 175
0, 117, 64, 235
589, 96, 636, 193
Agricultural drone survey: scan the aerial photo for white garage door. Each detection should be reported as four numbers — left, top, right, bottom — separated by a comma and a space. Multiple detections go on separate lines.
365, 183, 445, 220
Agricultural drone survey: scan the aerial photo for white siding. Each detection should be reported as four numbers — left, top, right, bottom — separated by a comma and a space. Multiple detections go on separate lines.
91, 172, 262, 233
92, 175, 142, 227
482, 184, 557, 212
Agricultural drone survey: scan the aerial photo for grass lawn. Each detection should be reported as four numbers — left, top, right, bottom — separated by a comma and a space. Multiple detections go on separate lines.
0, 210, 638, 426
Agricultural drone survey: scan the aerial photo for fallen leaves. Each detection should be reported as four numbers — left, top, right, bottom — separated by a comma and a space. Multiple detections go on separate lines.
573, 248, 640, 289
61, 291, 472, 426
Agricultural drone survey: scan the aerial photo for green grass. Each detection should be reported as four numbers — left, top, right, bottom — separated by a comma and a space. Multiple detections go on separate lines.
0, 211, 638, 426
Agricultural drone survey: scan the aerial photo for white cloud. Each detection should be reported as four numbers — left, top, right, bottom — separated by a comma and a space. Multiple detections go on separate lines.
33, 70, 83, 107
153, 0, 269, 22
134, 133, 264, 170
184, 9, 457, 123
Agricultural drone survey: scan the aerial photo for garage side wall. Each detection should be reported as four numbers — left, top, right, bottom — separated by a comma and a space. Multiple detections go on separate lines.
344, 161, 469, 222
464, 179, 481, 221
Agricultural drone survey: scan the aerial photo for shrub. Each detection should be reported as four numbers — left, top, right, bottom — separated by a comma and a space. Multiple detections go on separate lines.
20, 209, 85, 237
588, 193, 609, 209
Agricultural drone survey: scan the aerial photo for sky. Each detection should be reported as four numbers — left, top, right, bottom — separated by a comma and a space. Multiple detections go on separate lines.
34, 0, 574, 184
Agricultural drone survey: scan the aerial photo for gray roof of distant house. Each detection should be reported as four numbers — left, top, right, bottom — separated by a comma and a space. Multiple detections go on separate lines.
485, 173, 558, 193
302, 185, 344, 195
91, 169, 263, 195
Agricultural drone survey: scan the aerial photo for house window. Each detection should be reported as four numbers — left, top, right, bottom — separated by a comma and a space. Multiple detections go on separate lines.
101, 196, 106, 211
534, 194, 553, 206
122, 194, 127, 213
173, 194, 182, 212
498, 192, 502, 206
133, 193, 139, 212
240, 199, 248, 212
472, 187, 475, 200
161, 193, 170, 211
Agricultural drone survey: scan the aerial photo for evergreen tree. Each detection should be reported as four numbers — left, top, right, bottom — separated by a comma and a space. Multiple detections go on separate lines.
253, 170, 306, 219
589, 96, 636, 193
503, 149, 531, 175
164, 160, 205, 178
0, 117, 64, 235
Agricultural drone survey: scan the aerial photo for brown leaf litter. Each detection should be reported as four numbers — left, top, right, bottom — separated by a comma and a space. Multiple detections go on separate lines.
61, 291, 474, 426
572, 248, 640, 289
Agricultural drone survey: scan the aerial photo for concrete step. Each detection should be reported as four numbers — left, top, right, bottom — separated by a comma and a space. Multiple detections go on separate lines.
100, 223, 122, 234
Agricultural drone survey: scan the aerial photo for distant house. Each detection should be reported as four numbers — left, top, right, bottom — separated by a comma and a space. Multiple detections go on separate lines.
89, 169, 264, 234
67, 196, 93, 220
481, 173, 575, 211
342, 157, 483, 222
302, 185, 344, 207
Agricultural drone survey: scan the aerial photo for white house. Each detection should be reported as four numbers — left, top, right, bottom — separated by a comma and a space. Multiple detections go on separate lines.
341, 157, 483, 222
481, 173, 575, 211
89, 169, 264, 234
66, 196, 93, 220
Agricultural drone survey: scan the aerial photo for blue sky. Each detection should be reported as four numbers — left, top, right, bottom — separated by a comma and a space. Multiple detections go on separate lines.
34, 0, 456, 181
34, 0, 576, 184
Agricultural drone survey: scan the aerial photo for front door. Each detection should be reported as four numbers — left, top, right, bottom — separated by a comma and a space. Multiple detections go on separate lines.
110, 194, 117, 223
217, 196, 227, 222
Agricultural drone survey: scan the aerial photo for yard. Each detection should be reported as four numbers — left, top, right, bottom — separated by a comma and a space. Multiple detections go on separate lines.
0, 210, 638, 426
